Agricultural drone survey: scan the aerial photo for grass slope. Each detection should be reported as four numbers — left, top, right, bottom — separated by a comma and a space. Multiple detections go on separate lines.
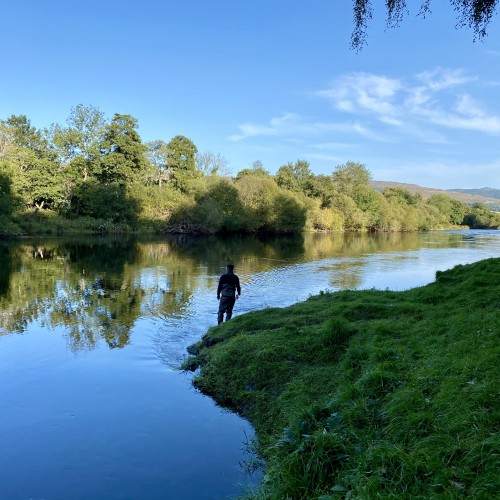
185, 258, 500, 499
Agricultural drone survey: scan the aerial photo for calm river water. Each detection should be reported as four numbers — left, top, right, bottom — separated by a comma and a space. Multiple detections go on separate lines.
1, 230, 499, 499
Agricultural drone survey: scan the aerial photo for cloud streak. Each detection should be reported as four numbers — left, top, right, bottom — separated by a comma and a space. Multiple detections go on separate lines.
227, 113, 378, 142
317, 73, 402, 117
229, 67, 500, 150
318, 67, 500, 136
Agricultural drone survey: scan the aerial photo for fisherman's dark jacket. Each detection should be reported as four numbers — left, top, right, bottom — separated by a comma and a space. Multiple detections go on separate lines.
217, 271, 241, 298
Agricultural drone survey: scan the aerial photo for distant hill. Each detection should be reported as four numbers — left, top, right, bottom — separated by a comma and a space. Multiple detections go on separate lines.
447, 187, 500, 200
369, 181, 500, 209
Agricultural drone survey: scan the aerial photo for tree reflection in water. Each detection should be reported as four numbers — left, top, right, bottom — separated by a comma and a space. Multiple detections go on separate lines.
0, 231, 490, 354
0, 234, 304, 352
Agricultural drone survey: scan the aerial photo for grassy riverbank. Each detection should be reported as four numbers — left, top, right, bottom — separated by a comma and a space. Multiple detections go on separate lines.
185, 258, 500, 499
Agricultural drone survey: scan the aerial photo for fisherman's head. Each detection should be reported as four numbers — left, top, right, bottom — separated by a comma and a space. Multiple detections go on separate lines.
226, 263, 234, 271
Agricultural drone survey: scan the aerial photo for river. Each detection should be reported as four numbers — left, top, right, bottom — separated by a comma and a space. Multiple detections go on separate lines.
0, 230, 499, 499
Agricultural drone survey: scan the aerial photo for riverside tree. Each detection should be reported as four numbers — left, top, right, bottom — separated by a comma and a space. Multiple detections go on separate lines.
51, 104, 107, 184
145, 139, 170, 186
1, 115, 65, 211
331, 161, 372, 195
275, 159, 314, 194
72, 113, 147, 222
0, 166, 21, 221
166, 135, 198, 191
98, 114, 148, 185
463, 202, 500, 228
427, 194, 468, 225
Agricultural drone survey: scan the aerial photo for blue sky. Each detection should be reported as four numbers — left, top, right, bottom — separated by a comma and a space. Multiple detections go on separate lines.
1, 1, 500, 189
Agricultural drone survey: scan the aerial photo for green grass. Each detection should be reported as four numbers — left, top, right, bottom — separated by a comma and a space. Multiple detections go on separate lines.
184, 258, 500, 499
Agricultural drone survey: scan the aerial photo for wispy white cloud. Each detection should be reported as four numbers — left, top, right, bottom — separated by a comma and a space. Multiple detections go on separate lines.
456, 94, 488, 117
409, 92, 500, 133
352, 122, 393, 142
404, 86, 431, 108
227, 112, 299, 141
318, 67, 500, 136
317, 72, 401, 118
379, 116, 403, 126
416, 67, 475, 91
227, 113, 379, 142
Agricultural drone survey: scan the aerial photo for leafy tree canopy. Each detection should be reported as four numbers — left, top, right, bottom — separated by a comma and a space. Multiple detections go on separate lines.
275, 160, 313, 193
4, 115, 52, 159
236, 160, 272, 180
428, 193, 468, 225
331, 161, 372, 195
1, 116, 64, 210
98, 114, 148, 185
463, 202, 500, 228
145, 139, 170, 186
351, 0, 499, 51
384, 187, 423, 206
51, 104, 107, 183
51, 104, 106, 163
0, 164, 22, 216
166, 135, 198, 172
166, 135, 199, 191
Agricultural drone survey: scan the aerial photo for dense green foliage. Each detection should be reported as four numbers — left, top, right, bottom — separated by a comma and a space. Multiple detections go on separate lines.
464, 202, 500, 229
186, 258, 500, 498
1, 108, 499, 236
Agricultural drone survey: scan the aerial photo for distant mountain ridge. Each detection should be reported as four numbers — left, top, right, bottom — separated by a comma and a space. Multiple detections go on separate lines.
447, 187, 500, 200
369, 181, 500, 208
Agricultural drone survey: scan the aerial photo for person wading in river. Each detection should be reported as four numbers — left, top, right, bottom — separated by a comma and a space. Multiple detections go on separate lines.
217, 263, 241, 325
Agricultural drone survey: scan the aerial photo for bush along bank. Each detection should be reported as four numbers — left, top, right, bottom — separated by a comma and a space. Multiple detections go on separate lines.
183, 258, 500, 499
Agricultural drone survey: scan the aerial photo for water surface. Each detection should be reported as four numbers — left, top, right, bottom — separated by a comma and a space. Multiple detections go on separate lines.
0, 230, 499, 499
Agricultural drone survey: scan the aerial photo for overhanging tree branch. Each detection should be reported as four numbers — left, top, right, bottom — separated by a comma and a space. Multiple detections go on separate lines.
351, 0, 499, 51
